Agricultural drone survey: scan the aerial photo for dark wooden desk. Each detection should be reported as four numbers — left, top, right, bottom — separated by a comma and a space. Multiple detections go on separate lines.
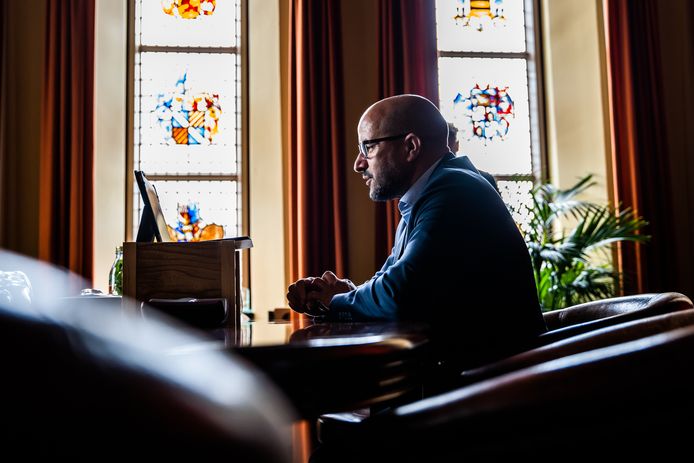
62, 295, 431, 418
205, 320, 431, 418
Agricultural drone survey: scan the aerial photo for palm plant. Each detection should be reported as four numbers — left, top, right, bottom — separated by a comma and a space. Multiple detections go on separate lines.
523, 175, 649, 312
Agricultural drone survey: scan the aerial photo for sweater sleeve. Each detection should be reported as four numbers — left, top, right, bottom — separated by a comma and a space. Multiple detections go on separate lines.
329, 178, 458, 321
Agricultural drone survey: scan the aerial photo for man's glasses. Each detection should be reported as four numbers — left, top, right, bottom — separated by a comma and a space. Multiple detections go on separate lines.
357, 133, 409, 160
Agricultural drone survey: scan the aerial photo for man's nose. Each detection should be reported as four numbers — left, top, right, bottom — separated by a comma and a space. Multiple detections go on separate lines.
354, 153, 367, 173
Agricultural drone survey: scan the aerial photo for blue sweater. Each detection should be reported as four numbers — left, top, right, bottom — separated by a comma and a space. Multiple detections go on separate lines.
331, 153, 546, 367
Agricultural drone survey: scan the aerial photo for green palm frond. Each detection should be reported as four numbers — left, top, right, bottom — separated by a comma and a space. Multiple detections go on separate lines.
563, 265, 616, 305
525, 175, 649, 311
531, 175, 598, 226
566, 205, 649, 253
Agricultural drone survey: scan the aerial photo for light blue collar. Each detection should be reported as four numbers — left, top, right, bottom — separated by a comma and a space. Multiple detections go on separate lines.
398, 156, 445, 224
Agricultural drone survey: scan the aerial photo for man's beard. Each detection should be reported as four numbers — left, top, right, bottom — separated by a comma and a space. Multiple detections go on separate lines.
368, 159, 410, 201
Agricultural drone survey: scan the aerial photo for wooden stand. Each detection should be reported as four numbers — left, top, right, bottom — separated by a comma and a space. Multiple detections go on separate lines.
122, 238, 252, 333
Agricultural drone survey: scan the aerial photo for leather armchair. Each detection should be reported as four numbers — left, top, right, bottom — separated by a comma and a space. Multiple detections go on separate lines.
316, 323, 694, 461
460, 308, 694, 385
536, 292, 693, 346
316, 292, 694, 449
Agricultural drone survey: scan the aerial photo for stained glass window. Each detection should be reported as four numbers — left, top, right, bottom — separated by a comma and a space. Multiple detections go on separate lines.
436, 0, 541, 230
147, 180, 239, 242
435, 0, 526, 52
168, 202, 225, 243
138, 52, 238, 175
132, 0, 243, 242
497, 180, 534, 234
438, 57, 531, 175
162, 0, 217, 20
140, 0, 236, 47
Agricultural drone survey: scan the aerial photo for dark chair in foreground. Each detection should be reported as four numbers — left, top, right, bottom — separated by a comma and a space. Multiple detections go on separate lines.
316, 324, 694, 461
536, 292, 693, 346
0, 270, 295, 460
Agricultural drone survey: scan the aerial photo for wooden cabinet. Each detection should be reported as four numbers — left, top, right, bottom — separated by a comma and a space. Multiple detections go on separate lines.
122, 238, 252, 332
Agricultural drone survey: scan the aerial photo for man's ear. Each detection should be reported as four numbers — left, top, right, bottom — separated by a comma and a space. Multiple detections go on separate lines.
404, 133, 422, 162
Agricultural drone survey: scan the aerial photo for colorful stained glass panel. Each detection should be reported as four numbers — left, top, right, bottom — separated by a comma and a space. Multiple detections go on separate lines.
438, 57, 531, 175
454, 84, 515, 142
140, 0, 237, 47
137, 52, 238, 175
162, 0, 217, 20
167, 202, 225, 242
134, 180, 240, 239
153, 73, 223, 145
435, 0, 526, 53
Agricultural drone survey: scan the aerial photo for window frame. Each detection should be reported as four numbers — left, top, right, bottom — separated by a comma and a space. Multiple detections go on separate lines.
125, 0, 250, 243
435, 0, 547, 184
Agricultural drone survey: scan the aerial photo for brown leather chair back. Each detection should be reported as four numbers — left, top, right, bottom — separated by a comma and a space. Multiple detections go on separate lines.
316, 324, 694, 461
460, 308, 694, 385
536, 292, 693, 345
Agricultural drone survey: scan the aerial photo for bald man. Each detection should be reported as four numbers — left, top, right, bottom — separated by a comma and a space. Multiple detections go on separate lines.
287, 94, 545, 369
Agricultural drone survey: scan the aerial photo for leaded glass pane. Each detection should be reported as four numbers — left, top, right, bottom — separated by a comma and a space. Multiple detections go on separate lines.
162, 0, 217, 20
438, 57, 531, 175
135, 180, 241, 239
435, 0, 526, 53
498, 180, 533, 233
133, 0, 242, 246
136, 52, 238, 175
140, 0, 237, 47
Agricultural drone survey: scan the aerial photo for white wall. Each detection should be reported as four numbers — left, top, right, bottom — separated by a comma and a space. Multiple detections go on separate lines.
542, 0, 611, 204
248, 0, 287, 319
93, 0, 127, 291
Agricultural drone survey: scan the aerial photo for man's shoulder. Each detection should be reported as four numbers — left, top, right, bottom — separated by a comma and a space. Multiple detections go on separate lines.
440, 153, 476, 170
438, 155, 501, 195
415, 155, 506, 215
430, 156, 488, 190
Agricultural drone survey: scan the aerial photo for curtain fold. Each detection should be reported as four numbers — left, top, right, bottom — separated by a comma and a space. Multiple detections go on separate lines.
287, 0, 348, 322
39, 0, 95, 280
0, 1, 6, 248
286, 2, 349, 459
375, 0, 439, 267
604, 0, 672, 294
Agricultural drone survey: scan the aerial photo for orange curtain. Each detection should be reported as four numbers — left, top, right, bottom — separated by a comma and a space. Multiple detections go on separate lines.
374, 0, 439, 267
39, 0, 95, 280
0, 0, 6, 248
604, 0, 673, 294
287, 0, 348, 330
286, 2, 348, 459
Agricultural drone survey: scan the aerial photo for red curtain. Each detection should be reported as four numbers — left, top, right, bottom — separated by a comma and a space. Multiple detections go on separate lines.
287, 0, 348, 332
39, 0, 95, 280
375, 0, 439, 267
604, 0, 673, 294
286, 1, 348, 457
0, 0, 5, 248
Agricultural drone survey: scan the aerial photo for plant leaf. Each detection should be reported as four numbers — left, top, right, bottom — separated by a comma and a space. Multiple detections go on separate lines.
525, 175, 649, 311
